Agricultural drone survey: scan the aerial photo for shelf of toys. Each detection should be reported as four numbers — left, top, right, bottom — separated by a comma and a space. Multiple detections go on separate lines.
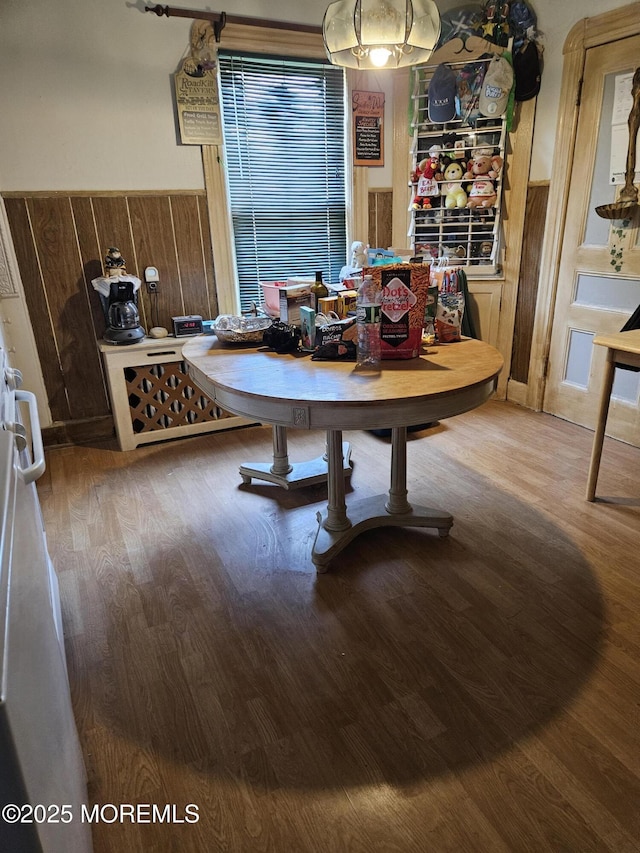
408, 56, 509, 276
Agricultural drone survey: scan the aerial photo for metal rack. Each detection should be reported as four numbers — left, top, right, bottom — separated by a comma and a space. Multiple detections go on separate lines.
408, 57, 508, 275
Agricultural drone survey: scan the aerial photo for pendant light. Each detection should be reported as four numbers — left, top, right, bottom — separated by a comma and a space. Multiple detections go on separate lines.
323, 0, 441, 69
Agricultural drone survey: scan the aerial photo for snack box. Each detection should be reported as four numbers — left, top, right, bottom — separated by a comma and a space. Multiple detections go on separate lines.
279, 286, 313, 326
317, 296, 340, 316
363, 264, 430, 359
300, 306, 317, 350
260, 279, 314, 318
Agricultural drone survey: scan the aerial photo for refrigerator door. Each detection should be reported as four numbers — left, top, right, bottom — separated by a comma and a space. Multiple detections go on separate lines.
0, 397, 92, 851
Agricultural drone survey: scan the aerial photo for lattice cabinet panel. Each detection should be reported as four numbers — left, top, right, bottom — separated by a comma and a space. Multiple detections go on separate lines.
99, 337, 255, 450
124, 360, 226, 433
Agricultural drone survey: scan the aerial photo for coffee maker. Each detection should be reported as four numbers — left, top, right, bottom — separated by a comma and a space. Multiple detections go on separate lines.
92, 247, 145, 345
103, 279, 145, 345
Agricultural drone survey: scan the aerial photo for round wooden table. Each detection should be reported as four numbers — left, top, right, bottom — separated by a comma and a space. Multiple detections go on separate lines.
183, 336, 504, 571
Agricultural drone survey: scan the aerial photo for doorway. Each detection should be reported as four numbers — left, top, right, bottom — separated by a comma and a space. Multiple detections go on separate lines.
528, 4, 640, 448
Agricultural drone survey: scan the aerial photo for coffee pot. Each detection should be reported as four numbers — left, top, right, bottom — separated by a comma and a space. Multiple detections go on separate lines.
103, 279, 145, 345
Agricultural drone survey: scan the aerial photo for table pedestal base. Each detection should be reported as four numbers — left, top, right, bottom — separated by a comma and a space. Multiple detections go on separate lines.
240, 425, 351, 490
312, 495, 453, 571
312, 426, 453, 572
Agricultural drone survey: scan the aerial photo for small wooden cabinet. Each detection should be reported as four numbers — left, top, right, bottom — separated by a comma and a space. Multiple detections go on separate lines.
98, 336, 255, 451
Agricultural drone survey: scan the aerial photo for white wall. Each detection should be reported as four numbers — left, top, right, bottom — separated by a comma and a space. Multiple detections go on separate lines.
529, 0, 638, 180
0, 0, 635, 192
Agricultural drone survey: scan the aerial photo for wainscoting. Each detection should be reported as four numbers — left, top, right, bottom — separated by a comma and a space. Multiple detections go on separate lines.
4, 185, 545, 444
3, 191, 217, 444
510, 182, 550, 384
368, 189, 393, 251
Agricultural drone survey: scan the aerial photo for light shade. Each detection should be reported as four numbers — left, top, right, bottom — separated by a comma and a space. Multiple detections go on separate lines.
323, 0, 441, 69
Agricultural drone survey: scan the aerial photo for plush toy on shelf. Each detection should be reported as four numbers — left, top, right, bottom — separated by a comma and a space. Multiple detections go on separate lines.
411, 146, 442, 210
464, 146, 502, 210
466, 178, 498, 209
442, 161, 468, 209
463, 147, 503, 181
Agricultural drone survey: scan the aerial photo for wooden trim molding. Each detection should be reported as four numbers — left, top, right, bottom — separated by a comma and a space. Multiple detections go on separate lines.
202, 145, 240, 315
218, 22, 327, 60
1, 190, 206, 198
526, 1, 640, 411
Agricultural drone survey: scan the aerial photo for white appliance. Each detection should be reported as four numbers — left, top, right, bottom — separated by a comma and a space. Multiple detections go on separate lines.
0, 343, 92, 853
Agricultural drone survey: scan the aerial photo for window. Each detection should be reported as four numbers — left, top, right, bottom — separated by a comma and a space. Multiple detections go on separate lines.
218, 52, 347, 311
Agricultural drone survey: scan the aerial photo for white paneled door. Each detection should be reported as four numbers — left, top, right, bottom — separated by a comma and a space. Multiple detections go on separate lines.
544, 35, 640, 446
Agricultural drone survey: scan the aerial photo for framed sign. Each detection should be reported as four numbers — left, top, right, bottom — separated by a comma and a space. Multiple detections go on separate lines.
174, 59, 222, 146
352, 90, 384, 167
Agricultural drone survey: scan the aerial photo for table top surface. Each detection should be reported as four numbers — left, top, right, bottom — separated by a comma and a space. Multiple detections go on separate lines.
183, 335, 504, 408
593, 329, 640, 354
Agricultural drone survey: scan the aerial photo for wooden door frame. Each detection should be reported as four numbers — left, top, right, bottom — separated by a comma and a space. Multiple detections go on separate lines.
526, 2, 640, 411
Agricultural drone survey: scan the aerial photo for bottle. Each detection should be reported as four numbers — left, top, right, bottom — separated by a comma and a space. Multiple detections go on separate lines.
356, 274, 382, 371
310, 270, 328, 312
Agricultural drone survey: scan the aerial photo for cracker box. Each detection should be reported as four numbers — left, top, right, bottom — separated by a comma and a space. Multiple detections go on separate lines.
279, 284, 312, 326
363, 264, 430, 359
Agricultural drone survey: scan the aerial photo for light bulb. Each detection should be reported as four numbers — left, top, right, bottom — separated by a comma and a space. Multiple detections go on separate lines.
369, 47, 392, 67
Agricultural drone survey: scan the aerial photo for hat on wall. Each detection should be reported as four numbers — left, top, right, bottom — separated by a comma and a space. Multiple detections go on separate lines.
428, 64, 458, 124
514, 40, 541, 101
479, 55, 514, 118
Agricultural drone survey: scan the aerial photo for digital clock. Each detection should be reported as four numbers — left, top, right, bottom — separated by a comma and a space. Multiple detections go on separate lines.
172, 315, 204, 337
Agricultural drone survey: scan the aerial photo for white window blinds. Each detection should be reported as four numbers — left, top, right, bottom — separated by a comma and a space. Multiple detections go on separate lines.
218, 53, 347, 311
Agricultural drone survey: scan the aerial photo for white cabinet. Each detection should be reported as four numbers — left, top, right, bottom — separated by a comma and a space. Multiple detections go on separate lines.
98, 336, 255, 451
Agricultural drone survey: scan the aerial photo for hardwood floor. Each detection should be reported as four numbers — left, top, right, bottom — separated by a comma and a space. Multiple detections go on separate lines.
37, 400, 640, 852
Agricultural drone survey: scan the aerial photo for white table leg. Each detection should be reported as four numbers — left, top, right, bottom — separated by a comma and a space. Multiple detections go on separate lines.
239, 425, 351, 490
386, 426, 411, 514
312, 426, 453, 572
323, 429, 352, 532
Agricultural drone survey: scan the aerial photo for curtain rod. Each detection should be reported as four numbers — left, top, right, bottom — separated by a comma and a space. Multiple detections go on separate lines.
144, 4, 323, 38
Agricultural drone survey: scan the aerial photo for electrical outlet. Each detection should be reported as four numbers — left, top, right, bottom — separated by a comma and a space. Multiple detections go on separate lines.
144, 266, 160, 293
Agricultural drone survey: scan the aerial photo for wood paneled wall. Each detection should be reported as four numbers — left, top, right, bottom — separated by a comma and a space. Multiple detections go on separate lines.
510, 182, 549, 384
3, 192, 217, 443
368, 190, 393, 250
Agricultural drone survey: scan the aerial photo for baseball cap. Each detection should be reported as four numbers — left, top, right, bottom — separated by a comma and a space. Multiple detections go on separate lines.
514, 40, 541, 101
428, 64, 457, 124
479, 55, 514, 118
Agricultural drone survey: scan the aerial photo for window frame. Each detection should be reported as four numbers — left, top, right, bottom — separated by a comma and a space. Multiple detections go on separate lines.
203, 23, 366, 315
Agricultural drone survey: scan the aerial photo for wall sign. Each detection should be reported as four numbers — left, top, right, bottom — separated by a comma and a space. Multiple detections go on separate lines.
174, 22, 223, 146
352, 90, 384, 167
174, 60, 222, 145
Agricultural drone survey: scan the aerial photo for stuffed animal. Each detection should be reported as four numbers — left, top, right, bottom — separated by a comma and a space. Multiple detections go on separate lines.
466, 178, 498, 209
350, 241, 368, 268
463, 147, 503, 181
464, 147, 502, 209
442, 161, 468, 209
411, 149, 441, 210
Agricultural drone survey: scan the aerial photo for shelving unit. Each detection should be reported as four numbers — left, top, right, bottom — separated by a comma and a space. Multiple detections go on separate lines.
409, 58, 508, 275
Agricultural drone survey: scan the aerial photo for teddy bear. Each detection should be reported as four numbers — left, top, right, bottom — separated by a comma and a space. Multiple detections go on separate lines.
442, 161, 468, 209
463, 147, 503, 182
464, 147, 503, 209
466, 178, 498, 209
